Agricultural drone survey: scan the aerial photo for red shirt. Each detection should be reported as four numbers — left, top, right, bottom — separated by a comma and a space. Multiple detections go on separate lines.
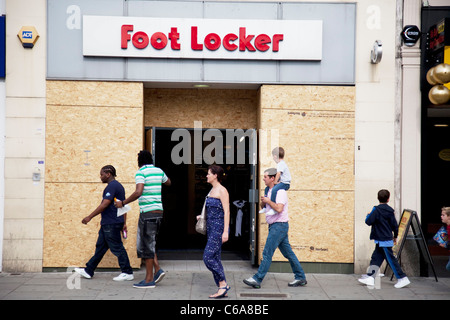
446, 225, 450, 250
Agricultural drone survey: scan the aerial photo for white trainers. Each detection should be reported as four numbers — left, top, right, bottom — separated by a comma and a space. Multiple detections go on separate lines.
74, 268, 92, 279
394, 276, 410, 289
358, 276, 374, 286
259, 208, 266, 214
113, 273, 134, 281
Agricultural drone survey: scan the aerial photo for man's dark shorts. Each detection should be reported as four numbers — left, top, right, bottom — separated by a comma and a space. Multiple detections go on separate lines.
137, 211, 163, 259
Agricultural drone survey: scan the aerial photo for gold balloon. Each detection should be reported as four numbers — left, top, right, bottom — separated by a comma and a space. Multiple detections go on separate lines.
433, 63, 450, 84
429, 85, 450, 105
427, 67, 438, 85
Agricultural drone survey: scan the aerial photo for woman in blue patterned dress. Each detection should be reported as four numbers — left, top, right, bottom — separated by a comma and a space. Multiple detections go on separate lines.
200, 165, 230, 298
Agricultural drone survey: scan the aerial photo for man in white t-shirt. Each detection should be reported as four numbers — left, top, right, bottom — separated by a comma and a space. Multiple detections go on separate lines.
244, 168, 306, 289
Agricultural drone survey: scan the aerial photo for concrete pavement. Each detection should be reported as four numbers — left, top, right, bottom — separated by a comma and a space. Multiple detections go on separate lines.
0, 260, 449, 301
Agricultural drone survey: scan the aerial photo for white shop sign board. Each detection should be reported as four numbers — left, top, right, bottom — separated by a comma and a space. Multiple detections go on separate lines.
83, 16, 322, 61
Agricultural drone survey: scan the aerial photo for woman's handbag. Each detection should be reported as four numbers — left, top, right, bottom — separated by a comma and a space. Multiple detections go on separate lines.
433, 226, 448, 248
195, 193, 210, 235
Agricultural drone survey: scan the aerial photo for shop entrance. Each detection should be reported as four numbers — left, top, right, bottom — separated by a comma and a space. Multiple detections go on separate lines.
422, 117, 450, 277
146, 127, 257, 261
420, 6, 450, 278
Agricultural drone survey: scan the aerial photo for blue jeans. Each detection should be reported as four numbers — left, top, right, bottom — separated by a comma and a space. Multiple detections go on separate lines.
85, 223, 133, 276
265, 183, 290, 202
253, 222, 306, 283
367, 244, 406, 279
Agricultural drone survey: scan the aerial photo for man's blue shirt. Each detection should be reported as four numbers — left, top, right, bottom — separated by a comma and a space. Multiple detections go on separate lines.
101, 180, 125, 225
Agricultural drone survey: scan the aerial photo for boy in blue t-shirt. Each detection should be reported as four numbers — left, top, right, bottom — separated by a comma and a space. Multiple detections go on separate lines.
75, 165, 134, 281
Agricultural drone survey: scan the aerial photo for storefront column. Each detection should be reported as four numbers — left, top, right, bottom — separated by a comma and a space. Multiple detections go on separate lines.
3, 0, 46, 272
400, 47, 421, 212
400, 0, 421, 215
398, 0, 422, 276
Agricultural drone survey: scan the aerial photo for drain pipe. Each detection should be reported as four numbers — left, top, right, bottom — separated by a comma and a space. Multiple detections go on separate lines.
0, 0, 5, 273
0, 82, 4, 273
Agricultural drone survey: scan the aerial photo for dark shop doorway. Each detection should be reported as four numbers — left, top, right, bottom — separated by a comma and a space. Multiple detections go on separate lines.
420, 7, 450, 277
421, 117, 450, 277
146, 127, 256, 261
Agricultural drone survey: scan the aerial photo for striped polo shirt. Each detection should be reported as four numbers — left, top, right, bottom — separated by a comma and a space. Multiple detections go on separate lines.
135, 164, 168, 213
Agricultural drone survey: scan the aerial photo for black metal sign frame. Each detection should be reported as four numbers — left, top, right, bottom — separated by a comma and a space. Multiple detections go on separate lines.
384, 209, 438, 282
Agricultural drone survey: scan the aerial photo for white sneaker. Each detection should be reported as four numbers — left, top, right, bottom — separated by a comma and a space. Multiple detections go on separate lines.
74, 268, 92, 279
259, 208, 266, 214
394, 276, 410, 288
113, 273, 134, 281
265, 208, 276, 216
358, 276, 374, 286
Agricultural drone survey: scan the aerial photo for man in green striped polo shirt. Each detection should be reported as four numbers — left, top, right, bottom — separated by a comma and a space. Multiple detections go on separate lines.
116, 150, 171, 288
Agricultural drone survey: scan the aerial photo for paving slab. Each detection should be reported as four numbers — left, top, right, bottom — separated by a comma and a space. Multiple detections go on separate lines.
0, 260, 448, 301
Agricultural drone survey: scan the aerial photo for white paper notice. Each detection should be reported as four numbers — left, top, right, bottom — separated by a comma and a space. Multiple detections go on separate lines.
117, 204, 131, 217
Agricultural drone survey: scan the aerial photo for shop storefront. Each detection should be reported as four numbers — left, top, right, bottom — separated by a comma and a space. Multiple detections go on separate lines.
43, 0, 356, 272
420, 6, 450, 276
6, 0, 424, 276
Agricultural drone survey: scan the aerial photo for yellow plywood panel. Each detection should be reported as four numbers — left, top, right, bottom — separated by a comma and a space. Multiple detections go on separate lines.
259, 109, 354, 191
45, 105, 143, 183
46, 81, 143, 108
258, 190, 354, 263
258, 85, 355, 264
43, 183, 140, 268
45, 80, 144, 269
260, 85, 355, 111
144, 88, 257, 129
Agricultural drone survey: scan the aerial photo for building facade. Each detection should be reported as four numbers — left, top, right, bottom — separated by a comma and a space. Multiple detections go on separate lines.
1, 0, 448, 276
